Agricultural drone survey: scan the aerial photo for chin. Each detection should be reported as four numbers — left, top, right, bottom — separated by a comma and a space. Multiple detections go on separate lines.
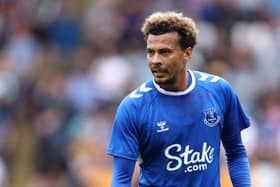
154, 75, 176, 85
154, 78, 169, 85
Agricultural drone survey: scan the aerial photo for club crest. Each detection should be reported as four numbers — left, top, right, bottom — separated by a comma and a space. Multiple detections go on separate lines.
203, 108, 220, 127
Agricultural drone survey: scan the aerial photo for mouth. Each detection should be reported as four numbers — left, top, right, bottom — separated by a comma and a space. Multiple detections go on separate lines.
152, 67, 167, 74
152, 70, 165, 77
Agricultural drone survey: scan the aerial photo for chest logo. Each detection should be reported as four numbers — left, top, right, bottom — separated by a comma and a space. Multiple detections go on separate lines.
156, 121, 169, 133
203, 108, 220, 127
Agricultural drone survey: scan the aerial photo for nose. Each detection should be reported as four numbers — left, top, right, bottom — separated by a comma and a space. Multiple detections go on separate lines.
150, 53, 161, 64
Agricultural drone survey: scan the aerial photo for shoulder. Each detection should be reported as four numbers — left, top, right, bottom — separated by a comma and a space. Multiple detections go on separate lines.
128, 80, 154, 99
118, 80, 155, 109
192, 70, 233, 93
191, 70, 238, 105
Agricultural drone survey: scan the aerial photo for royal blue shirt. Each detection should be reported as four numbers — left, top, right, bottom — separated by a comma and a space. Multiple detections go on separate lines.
107, 70, 250, 187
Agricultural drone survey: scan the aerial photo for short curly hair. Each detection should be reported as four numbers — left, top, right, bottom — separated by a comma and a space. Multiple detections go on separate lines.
141, 11, 198, 49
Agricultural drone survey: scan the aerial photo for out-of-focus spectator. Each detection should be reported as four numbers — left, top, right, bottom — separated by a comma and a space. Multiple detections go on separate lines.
0, 52, 20, 105
252, 161, 280, 187
65, 46, 98, 112
49, 1, 81, 53
0, 156, 7, 187
0, 0, 278, 186
254, 89, 280, 161
4, 11, 38, 80
89, 53, 138, 102
67, 106, 113, 187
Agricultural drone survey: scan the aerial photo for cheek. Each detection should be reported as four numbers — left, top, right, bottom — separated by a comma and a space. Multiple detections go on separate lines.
176, 55, 187, 69
168, 62, 185, 77
168, 57, 184, 71
164, 61, 178, 75
147, 59, 153, 68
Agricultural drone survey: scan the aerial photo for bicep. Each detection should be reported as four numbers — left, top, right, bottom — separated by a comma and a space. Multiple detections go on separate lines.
107, 100, 140, 160
221, 83, 250, 158
221, 130, 247, 159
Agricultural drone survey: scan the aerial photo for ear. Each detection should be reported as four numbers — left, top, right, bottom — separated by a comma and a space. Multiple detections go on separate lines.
184, 47, 193, 61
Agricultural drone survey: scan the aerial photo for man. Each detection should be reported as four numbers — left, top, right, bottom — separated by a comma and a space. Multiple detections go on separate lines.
107, 11, 251, 187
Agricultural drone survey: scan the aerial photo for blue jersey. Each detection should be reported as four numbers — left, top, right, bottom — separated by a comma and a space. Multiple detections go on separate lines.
107, 70, 250, 187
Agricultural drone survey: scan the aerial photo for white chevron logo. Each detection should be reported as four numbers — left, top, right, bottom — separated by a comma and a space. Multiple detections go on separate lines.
129, 90, 142, 98
139, 83, 152, 92
129, 83, 152, 98
198, 72, 220, 82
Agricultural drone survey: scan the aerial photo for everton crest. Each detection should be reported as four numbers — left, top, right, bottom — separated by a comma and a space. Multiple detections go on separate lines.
203, 108, 220, 127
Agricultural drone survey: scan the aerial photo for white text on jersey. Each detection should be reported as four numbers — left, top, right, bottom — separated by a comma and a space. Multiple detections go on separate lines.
164, 142, 214, 173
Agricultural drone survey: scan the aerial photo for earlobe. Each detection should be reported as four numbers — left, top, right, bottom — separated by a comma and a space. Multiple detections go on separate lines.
184, 47, 193, 60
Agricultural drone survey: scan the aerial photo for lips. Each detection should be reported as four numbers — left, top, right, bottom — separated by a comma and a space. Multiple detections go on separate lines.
152, 69, 162, 74
152, 67, 166, 73
152, 69, 167, 77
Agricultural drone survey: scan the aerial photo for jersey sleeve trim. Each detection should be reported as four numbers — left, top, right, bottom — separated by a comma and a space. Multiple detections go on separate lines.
107, 150, 138, 161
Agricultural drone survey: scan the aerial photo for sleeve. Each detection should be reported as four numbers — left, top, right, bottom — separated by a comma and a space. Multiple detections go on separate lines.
223, 82, 250, 132
222, 131, 251, 186
221, 82, 251, 186
107, 97, 140, 160
111, 156, 136, 187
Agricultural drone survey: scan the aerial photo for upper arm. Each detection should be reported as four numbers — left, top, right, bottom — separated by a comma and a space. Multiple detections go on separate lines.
107, 98, 140, 160
221, 81, 250, 158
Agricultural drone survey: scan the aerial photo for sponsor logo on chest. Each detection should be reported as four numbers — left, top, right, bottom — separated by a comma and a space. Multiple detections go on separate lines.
164, 142, 214, 173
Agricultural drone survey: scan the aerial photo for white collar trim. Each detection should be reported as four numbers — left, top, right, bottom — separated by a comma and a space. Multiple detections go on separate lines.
153, 70, 196, 96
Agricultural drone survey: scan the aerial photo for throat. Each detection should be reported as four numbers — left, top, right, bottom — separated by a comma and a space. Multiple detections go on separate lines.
158, 71, 190, 91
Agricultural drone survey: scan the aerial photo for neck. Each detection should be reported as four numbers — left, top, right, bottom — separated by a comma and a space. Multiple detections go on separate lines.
158, 70, 189, 91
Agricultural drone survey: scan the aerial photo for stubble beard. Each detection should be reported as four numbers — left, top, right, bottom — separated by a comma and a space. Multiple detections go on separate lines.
154, 74, 177, 87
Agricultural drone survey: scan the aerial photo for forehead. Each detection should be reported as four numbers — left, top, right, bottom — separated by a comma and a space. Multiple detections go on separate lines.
146, 32, 180, 49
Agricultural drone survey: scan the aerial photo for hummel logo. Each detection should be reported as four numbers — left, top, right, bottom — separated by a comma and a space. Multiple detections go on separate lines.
156, 121, 169, 133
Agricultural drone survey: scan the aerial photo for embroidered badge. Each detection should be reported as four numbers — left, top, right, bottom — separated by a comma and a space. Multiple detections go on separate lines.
203, 108, 220, 127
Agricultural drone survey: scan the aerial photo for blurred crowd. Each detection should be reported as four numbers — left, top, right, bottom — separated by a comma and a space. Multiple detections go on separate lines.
0, 0, 279, 186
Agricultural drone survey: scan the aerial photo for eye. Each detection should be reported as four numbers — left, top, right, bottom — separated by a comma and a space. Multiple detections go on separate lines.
146, 49, 155, 56
159, 48, 172, 56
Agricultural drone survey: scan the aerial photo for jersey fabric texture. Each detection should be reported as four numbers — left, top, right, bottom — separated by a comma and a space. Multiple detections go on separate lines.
107, 70, 250, 187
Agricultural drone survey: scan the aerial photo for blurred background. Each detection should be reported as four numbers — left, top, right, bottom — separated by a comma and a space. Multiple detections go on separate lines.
0, 0, 279, 186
